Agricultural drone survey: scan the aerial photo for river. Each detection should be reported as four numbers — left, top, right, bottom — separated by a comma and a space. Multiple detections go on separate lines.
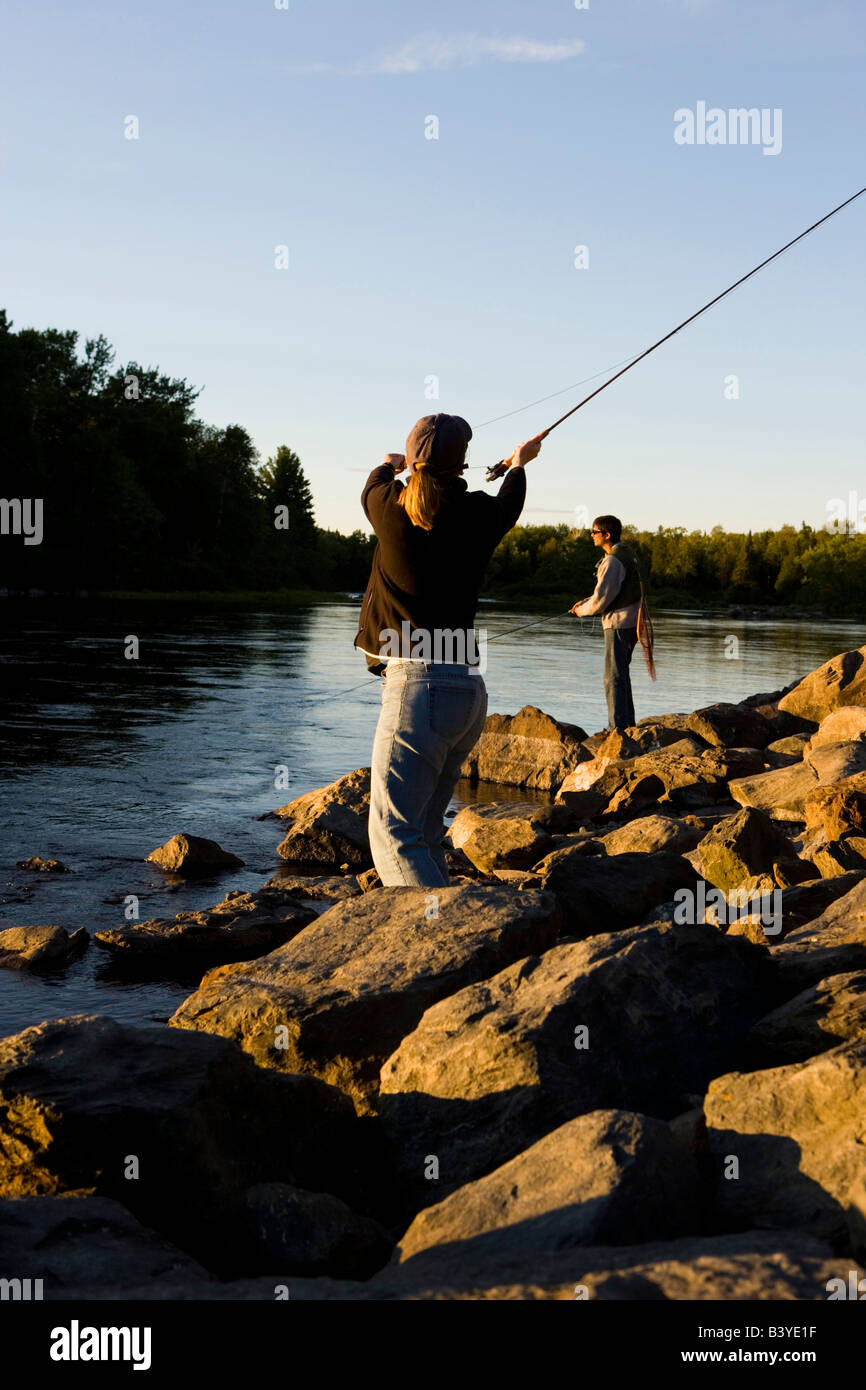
1, 600, 862, 1035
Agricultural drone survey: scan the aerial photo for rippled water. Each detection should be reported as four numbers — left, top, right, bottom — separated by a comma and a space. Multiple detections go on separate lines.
1, 599, 862, 1035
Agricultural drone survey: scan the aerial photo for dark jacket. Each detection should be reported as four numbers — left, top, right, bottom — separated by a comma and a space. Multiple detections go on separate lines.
355, 465, 526, 674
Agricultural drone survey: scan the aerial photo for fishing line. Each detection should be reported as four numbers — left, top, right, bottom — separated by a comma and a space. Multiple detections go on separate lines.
299, 610, 575, 704
330, 191, 865, 705
484, 185, 866, 479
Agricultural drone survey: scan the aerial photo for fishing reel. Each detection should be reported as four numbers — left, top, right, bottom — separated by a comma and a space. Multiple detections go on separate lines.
485, 457, 510, 482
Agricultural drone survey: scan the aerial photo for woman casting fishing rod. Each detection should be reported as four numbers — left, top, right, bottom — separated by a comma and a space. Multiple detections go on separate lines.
355, 413, 545, 888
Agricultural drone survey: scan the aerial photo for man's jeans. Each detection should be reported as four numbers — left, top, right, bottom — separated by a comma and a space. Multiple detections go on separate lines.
369, 661, 488, 887
603, 626, 638, 730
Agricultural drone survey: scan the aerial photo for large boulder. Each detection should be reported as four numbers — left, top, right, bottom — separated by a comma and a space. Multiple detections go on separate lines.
535, 849, 699, 934
632, 704, 771, 751
729, 740, 866, 822
696, 808, 798, 892
705, 1039, 866, 1257
274, 768, 372, 868
749, 972, 866, 1064
0, 1195, 213, 1294
0, 1015, 374, 1272
241, 1182, 391, 1277
804, 772, 866, 838
35, 1228, 855, 1302
809, 838, 866, 879
686, 702, 772, 750
94, 889, 316, 966
773, 875, 866, 994
556, 742, 762, 821
766, 732, 811, 759
0, 924, 88, 971
396, 1110, 702, 1263
378, 921, 768, 1203
723, 870, 865, 944
170, 885, 561, 1113
625, 716, 705, 752
778, 645, 866, 722
459, 706, 590, 792
600, 814, 705, 856
447, 801, 573, 873
808, 706, 866, 749
146, 833, 244, 874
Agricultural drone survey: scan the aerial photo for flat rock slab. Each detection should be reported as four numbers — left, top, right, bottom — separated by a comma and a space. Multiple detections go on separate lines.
0, 1014, 369, 1273
535, 849, 699, 934
729, 740, 866, 821
397, 1110, 702, 1263
94, 889, 316, 966
54, 1231, 855, 1301
260, 873, 362, 900
275, 768, 372, 868
750, 971, 866, 1063
459, 705, 589, 792
146, 833, 244, 874
378, 921, 768, 1204
778, 644, 866, 722
170, 885, 562, 1113
705, 1038, 866, 1258
0, 924, 88, 971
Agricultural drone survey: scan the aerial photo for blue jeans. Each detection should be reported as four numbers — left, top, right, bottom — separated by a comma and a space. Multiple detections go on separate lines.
369, 661, 488, 887
603, 626, 637, 730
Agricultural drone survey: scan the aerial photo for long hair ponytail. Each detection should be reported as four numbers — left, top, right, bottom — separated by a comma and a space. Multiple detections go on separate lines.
398, 466, 442, 531
398, 414, 472, 532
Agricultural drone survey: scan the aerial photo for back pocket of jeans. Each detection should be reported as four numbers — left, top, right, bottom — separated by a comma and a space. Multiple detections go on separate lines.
428, 682, 473, 741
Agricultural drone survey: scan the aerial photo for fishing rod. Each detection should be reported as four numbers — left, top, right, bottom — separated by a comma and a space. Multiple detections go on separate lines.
485, 186, 866, 481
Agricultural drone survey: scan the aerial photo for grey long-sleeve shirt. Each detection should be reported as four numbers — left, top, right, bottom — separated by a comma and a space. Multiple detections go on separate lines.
575, 553, 640, 630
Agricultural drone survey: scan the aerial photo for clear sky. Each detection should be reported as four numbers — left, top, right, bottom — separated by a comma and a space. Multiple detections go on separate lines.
2, 0, 864, 535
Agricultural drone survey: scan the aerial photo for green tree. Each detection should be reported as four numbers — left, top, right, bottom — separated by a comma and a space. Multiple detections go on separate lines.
257, 446, 317, 587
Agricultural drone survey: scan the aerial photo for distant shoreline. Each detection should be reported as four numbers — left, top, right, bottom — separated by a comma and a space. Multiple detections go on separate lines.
0, 589, 848, 623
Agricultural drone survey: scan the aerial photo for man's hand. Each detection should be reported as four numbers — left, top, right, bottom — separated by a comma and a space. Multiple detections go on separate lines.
570, 601, 586, 615
382, 453, 407, 473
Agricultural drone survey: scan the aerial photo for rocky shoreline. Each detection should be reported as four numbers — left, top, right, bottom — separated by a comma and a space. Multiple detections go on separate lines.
2, 645, 866, 1300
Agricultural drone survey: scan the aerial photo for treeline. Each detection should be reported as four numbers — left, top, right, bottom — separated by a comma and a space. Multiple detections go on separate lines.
486, 522, 866, 614
0, 312, 374, 594
2, 313, 863, 614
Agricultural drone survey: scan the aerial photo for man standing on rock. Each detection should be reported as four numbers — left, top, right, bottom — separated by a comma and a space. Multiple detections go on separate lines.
571, 515, 646, 732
